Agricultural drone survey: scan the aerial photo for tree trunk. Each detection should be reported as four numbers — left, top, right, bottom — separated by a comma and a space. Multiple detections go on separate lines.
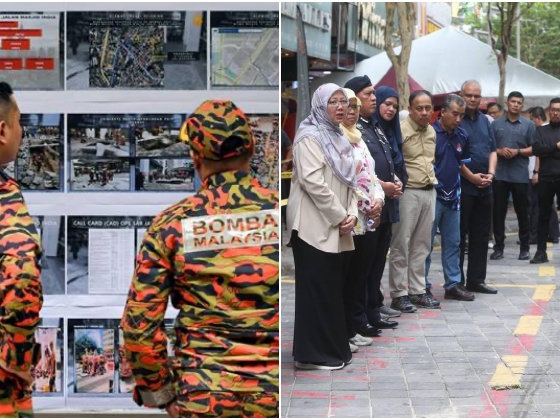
385, 2, 416, 111
497, 54, 507, 106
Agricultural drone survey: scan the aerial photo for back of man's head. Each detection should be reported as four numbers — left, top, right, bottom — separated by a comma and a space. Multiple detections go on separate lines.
529, 106, 546, 122
487, 102, 502, 111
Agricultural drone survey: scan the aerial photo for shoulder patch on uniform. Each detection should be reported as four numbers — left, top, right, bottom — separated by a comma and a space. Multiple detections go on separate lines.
181, 210, 279, 253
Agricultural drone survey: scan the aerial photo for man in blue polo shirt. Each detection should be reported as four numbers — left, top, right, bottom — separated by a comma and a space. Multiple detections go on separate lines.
425, 94, 475, 301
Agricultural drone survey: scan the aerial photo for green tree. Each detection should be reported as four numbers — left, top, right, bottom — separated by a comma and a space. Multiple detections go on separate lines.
515, 2, 560, 79
461, 3, 560, 102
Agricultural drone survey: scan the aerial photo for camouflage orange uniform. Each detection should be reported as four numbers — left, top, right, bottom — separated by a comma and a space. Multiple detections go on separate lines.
0, 170, 43, 418
122, 101, 279, 417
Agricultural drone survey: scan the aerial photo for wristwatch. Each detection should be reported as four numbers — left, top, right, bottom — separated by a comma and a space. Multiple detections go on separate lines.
488, 172, 496, 179
533, 170, 539, 174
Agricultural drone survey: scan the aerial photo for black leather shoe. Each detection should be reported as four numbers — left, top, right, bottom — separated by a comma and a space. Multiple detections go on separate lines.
548, 237, 559, 244
530, 250, 549, 264
355, 324, 382, 337
466, 284, 498, 294
518, 251, 530, 260
490, 250, 504, 260
372, 319, 399, 329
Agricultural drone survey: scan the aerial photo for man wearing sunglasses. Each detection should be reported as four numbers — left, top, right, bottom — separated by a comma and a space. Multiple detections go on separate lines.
458, 80, 498, 294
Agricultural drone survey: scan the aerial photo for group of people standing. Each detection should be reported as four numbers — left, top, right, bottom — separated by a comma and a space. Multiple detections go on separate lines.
286, 76, 560, 370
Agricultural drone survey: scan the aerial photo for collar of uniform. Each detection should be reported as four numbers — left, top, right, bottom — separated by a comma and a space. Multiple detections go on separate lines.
506, 115, 521, 124
0, 168, 16, 187
358, 115, 370, 125
464, 109, 480, 121
202, 170, 253, 189
406, 116, 428, 132
433, 118, 456, 135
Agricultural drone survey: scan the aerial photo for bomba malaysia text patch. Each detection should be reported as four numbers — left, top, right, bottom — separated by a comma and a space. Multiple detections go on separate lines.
181, 209, 279, 253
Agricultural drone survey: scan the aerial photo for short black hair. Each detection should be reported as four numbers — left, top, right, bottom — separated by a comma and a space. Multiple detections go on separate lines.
441, 94, 466, 112
529, 106, 546, 122
0, 82, 15, 124
409, 90, 433, 106
550, 97, 560, 106
507, 91, 524, 102
487, 102, 503, 111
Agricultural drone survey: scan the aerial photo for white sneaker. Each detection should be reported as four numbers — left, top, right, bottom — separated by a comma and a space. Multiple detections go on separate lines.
349, 342, 359, 353
349, 333, 373, 346
295, 361, 344, 370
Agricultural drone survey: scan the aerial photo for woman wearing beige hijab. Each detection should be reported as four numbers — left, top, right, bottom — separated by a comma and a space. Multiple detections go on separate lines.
340, 89, 386, 348
287, 83, 358, 370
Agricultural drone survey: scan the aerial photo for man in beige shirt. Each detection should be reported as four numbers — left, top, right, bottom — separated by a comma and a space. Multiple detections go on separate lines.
389, 90, 440, 312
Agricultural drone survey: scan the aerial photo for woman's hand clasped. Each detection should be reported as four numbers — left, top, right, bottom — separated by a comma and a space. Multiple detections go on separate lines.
339, 215, 357, 236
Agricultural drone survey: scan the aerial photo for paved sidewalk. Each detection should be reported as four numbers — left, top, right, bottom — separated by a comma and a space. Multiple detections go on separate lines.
281, 212, 560, 418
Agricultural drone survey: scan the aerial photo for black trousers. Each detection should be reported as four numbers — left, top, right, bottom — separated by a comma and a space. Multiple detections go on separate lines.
351, 222, 392, 328
537, 181, 560, 252
493, 180, 530, 253
291, 231, 352, 364
529, 182, 559, 242
281, 178, 291, 230
460, 193, 492, 286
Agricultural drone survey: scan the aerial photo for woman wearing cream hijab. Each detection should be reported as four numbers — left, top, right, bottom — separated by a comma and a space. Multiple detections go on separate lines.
341, 88, 387, 347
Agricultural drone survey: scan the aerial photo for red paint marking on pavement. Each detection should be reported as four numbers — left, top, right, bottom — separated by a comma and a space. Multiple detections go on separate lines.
295, 372, 331, 379
291, 391, 329, 398
331, 395, 356, 400
368, 359, 388, 369
534, 300, 550, 308
525, 305, 545, 316
396, 337, 416, 342
517, 334, 536, 352
366, 348, 402, 354
417, 311, 442, 319
372, 337, 394, 342
404, 324, 423, 332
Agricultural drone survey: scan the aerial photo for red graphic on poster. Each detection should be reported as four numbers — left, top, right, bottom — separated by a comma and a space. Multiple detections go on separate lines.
26, 58, 54, 70
2, 38, 31, 50
0, 58, 23, 70
0, 21, 18, 28
0, 29, 42, 37
0, 19, 52, 71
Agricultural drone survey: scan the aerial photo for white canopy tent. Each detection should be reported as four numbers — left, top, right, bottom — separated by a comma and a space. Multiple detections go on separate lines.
312, 26, 560, 108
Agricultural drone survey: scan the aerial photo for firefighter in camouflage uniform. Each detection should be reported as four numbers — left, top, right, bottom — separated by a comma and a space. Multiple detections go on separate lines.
121, 100, 279, 417
0, 82, 43, 417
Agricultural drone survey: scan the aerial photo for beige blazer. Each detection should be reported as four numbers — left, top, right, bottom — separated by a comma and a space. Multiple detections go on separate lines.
287, 135, 358, 253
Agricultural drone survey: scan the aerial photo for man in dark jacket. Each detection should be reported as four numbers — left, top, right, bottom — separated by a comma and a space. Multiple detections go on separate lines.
530, 97, 560, 263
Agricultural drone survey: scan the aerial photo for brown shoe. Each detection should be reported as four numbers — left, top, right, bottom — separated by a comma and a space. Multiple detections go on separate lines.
445, 285, 475, 301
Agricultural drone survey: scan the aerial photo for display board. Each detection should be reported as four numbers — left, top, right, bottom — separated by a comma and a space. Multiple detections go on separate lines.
66, 11, 207, 90
210, 11, 279, 88
0, 2, 279, 414
0, 12, 64, 90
